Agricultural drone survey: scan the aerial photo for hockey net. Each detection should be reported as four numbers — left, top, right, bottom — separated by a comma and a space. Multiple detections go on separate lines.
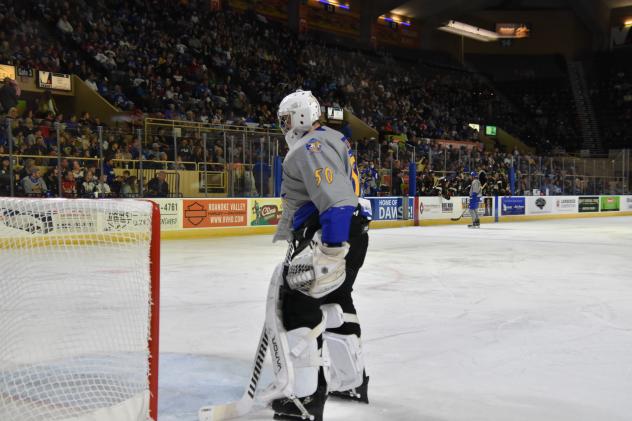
0, 198, 160, 421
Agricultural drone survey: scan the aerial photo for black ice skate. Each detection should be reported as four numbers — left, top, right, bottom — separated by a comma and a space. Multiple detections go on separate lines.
468, 221, 480, 228
272, 383, 327, 421
329, 372, 370, 404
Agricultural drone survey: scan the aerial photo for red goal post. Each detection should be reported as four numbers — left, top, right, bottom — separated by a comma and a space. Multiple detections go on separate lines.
148, 200, 160, 421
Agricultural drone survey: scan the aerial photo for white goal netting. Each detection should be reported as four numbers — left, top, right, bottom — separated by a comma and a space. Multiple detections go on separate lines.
0, 198, 157, 421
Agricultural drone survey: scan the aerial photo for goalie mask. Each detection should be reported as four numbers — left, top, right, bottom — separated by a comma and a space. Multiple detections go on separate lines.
278, 90, 321, 148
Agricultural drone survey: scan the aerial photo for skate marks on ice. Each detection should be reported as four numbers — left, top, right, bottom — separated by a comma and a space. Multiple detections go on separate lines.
158, 348, 628, 421
157, 353, 433, 421
159, 217, 632, 421
158, 353, 266, 421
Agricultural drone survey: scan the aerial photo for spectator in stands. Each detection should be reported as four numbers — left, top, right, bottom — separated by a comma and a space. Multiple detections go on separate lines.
120, 176, 139, 198
81, 170, 97, 197
147, 171, 169, 197
0, 157, 12, 195
61, 172, 77, 197
58, 158, 70, 175
391, 161, 403, 196
71, 160, 84, 181
157, 152, 170, 170
102, 158, 115, 184
171, 155, 187, 171
0, 78, 20, 115
95, 175, 111, 197
37, 91, 58, 117
19, 159, 36, 180
253, 157, 271, 196
45, 167, 60, 197
148, 143, 162, 162
56, 15, 73, 33
84, 75, 98, 92
109, 175, 123, 196
21, 167, 47, 197
119, 144, 133, 161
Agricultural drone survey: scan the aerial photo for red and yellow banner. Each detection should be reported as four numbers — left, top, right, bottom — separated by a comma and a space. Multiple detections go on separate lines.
183, 199, 247, 228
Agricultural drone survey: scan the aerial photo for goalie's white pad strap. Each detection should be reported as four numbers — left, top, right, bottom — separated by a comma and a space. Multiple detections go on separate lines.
290, 319, 325, 357
323, 332, 365, 392
321, 304, 360, 329
321, 304, 344, 329
343, 313, 360, 325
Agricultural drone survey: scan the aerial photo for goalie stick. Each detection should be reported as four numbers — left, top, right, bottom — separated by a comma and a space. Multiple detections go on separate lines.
198, 327, 269, 421
199, 244, 296, 421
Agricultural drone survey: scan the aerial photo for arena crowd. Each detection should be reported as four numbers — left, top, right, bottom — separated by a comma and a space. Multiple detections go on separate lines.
0, 1, 629, 198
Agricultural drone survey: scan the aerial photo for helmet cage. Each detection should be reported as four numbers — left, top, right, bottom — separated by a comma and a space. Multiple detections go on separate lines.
278, 113, 292, 135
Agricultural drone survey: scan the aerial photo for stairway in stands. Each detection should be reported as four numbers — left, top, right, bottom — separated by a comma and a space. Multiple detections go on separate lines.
567, 60, 602, 155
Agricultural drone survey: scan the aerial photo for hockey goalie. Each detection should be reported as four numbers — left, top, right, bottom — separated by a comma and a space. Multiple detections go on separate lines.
199, 90, 371, 421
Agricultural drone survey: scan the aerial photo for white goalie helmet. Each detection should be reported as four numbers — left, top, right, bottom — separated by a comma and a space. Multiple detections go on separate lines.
278, 90, 321, 148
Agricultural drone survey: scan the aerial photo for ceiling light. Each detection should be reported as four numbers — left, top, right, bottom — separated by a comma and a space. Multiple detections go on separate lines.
438, 20, 499, 42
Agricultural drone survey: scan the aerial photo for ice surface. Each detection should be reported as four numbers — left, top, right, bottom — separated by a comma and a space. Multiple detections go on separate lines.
159, 217, 632, 421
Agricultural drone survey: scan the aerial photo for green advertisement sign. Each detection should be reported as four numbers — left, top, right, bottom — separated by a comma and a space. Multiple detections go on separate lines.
600, 196, 620, 212
578, 196, 599, 213
249, 199, 283, 226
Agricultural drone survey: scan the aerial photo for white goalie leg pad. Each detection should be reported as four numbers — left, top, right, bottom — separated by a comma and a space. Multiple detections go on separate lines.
320, 304, 364, 391
286, 327, 321, 398
258, 263, 326, 403
257, 263, 294, 404
323, 331, 364, 392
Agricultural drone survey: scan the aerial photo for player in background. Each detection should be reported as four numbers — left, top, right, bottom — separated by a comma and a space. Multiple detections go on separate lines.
468, 171, 481, 228
360, 161, 379, 197
271, 90, 371, 421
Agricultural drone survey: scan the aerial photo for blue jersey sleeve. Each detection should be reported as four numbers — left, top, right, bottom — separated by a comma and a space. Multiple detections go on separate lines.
319, 205, 355, 245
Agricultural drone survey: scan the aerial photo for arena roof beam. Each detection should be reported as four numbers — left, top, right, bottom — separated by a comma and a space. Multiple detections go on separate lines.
390, 0, 503, 23
570, 0, 610, 49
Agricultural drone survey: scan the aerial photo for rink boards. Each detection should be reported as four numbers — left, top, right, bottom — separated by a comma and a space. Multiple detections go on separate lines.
146, 195, 632, 239
414, 194, 632, 225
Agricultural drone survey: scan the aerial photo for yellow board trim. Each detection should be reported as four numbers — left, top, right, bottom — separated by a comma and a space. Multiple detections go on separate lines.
419, 216, 495, 226
162, 225, 277, 240
370, 220, 415, 229
0, 232, 149, 249
499, 211, 632, 222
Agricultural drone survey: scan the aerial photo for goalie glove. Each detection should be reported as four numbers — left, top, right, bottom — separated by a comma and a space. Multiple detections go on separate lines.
287, 238, 349, 299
